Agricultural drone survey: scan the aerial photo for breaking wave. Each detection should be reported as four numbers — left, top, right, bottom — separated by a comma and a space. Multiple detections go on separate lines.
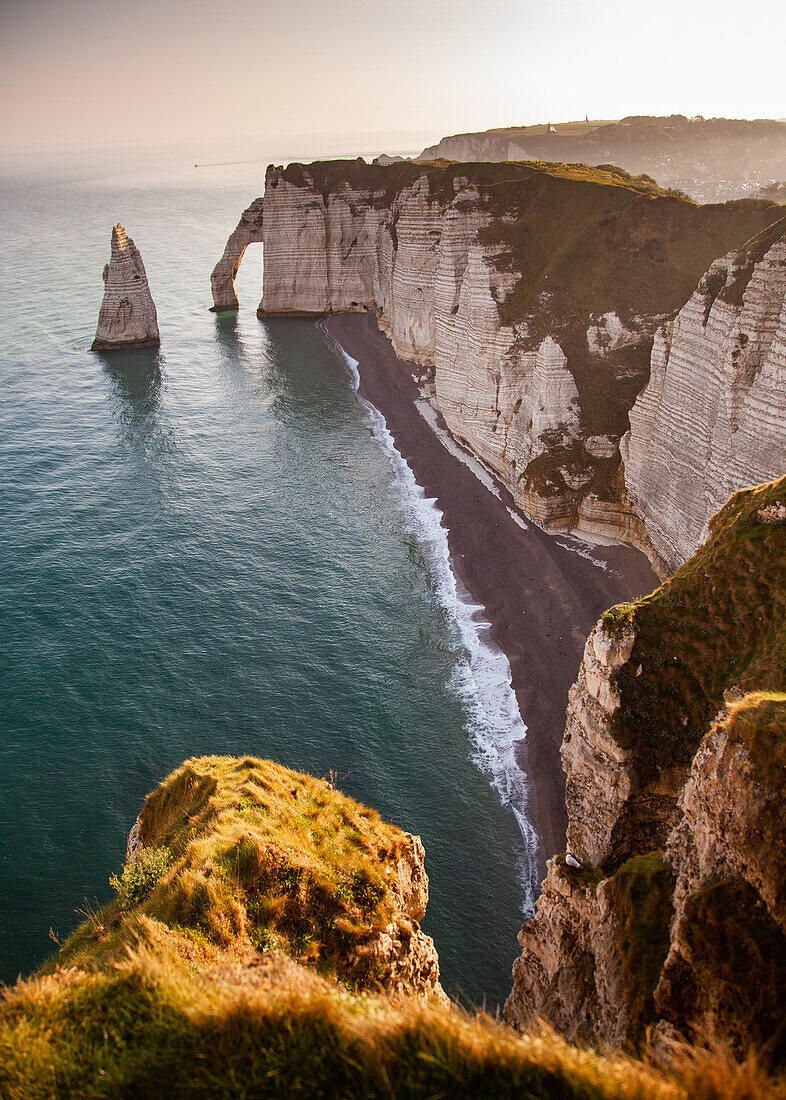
325, 330, 539, 913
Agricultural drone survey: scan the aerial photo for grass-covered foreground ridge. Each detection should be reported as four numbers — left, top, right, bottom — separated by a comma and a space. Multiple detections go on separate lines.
5, 756, 786, 1097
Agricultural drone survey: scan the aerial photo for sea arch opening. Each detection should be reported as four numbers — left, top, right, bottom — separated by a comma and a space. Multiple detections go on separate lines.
209, 197, 264, 313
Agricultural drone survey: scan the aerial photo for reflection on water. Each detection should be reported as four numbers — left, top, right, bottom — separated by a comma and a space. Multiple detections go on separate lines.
98, 347, 174, 454
98, 346, 162, 414
213, 311, 244, 360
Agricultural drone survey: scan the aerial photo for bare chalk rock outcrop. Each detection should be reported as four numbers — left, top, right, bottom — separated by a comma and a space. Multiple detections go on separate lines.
91, 225, 160, 351
622, 218, 786, 571
210, 197, 264, 311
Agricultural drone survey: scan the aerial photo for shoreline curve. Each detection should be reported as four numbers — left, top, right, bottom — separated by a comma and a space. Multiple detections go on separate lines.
320, 310, 659, 880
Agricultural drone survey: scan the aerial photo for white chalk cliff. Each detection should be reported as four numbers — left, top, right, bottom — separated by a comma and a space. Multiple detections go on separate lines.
92, 225, 160, 351
217, 161, 784, 566
621, 219, 786, 571
255, 165, 640, 538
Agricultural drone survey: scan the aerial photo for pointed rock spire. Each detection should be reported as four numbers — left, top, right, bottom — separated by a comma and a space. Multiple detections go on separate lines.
91, 225, 160, 351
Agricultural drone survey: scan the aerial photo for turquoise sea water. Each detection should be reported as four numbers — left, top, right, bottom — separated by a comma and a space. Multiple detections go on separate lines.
0, 143, 529, 1006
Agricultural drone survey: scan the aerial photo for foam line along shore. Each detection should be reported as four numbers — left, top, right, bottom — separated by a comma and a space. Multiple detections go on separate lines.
321, 310, 659, 878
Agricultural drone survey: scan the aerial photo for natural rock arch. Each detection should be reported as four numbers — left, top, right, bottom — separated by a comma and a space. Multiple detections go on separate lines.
210, 197, 264, 311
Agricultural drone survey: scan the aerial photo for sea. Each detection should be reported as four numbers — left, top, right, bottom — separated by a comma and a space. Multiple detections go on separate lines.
0, 134, 533, 1008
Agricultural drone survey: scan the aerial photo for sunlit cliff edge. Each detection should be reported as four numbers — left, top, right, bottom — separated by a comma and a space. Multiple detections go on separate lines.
213, 158, 785, 574
506, 476, 786, 1061
3, 714, 785, 1096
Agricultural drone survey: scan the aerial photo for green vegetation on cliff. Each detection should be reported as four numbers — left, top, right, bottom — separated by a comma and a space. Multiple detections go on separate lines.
52, 756, 419, 988
273, 157, 782, 502
602, 476, 786, 775
4, 755, 785, 1097
606, 852, 675, 1035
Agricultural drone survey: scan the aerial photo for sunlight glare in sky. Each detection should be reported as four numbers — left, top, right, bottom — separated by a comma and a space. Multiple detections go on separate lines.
0, 0, 783, 149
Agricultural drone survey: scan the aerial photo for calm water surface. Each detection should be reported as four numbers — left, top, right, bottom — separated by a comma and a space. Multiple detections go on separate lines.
0, 144, 526, 1006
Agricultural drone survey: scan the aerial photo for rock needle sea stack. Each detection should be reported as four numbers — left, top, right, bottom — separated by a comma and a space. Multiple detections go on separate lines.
91, 224, 160, 351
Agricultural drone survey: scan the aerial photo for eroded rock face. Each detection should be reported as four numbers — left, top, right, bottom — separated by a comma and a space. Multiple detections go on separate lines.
654, 699, 786, 1055
506, 854, 671, 1047
505, 619, 684, 1046
622, 224, 786, 571
506, 478, 786, 1059
210, 198, 264, 311
337, 829, 444, 1001
255, 166, 645, 540
92, 225, 160, 351
561, 622, 638, 868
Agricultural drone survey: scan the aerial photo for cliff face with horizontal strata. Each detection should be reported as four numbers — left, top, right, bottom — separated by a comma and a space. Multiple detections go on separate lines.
621, 218, 786, 572
233, 159, 782, 561
505, 477, 786, 1060
92, 224, 160, 351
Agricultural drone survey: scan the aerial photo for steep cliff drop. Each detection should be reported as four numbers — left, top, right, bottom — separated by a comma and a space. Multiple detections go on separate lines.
91, 225, 160, 351
621, 217, 786, 572
4, 753, 784, 1094
505, 476, 786, 1062
210, 197, 264, 311
241, 158, 783, 561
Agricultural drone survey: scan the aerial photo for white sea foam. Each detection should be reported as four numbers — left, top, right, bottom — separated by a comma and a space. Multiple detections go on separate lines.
553, 534, 610, 571
506, 507, 530, 532
323, 327, 539, 912
414, 398, 501, 498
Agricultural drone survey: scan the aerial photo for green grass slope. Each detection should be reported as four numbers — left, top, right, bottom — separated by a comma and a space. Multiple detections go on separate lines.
4, 755, 786, 1096
602, 476, 786, 775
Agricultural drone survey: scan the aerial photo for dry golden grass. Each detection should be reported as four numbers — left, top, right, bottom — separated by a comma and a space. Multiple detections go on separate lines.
3, 753, 786, 1096
52, 756, 415, 987
3, 941, 786, 1098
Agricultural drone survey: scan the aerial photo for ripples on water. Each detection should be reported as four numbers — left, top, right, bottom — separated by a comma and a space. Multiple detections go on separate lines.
0, 145, 530, 1006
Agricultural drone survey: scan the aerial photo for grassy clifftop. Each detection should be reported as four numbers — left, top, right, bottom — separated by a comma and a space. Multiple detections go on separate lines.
4, 755, 785, 1097
50, 756, 432, 990
602, 475, 786, 775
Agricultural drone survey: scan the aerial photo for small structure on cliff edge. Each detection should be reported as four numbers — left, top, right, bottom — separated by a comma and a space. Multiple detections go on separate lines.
91, 224, 160, 351
210, 196, 264, 312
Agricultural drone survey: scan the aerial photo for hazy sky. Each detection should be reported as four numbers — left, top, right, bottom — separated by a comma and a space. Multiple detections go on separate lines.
1, 0, 784, 151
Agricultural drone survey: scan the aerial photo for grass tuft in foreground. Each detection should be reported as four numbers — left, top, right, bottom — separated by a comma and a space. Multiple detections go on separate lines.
4, 943, 786, 1099
3, 753, 786, 1096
